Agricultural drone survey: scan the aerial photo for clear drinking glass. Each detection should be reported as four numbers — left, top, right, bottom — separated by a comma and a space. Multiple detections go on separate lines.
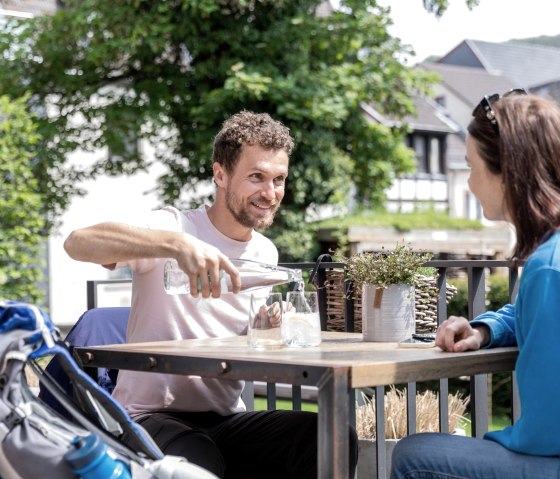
282, 291, 321, 347
248, 292, 284, 350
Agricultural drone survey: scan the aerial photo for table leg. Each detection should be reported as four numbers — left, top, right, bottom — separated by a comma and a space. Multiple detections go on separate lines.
318, 367, 350, 478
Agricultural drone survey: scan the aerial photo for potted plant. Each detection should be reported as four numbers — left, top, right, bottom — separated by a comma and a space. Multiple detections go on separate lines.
343, 243, 433, 342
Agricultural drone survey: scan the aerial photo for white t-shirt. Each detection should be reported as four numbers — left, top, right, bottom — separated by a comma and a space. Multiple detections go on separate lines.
111, 205, 278, 416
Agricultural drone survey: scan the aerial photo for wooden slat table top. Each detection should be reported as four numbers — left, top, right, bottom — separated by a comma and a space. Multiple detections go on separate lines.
80, 332, 518, 388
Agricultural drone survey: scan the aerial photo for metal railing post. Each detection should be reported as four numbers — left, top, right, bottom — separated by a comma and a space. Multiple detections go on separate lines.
469, 266, 489, 437
344, 279, 355, 333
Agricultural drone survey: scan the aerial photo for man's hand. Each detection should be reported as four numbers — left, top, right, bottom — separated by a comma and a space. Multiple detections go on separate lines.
253, 301, 282, 329
176, 234, 241, 298
435, 316, 489, 352
63, 222, 242, 298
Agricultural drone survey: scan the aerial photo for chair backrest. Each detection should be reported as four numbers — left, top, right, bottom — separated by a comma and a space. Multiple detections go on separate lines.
39, 306, 130, 417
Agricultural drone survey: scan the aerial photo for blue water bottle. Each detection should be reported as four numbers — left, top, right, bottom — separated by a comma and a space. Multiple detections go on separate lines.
65, 435, 131, 479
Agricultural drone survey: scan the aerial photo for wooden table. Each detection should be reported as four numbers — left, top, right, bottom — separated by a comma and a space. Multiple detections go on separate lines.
74, 332, 518, 479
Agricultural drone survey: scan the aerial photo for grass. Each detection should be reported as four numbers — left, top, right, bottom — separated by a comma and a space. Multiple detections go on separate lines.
315, 210, 484, 232
460, 414, 511, 436
254, 397, 318, 412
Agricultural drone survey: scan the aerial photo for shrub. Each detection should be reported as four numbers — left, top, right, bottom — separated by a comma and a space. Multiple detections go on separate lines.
0, 95, 46, 305
447, 277, 468, 318
447, 274, 511, 318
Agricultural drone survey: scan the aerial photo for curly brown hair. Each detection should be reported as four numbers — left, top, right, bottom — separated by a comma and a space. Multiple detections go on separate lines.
212, 110, 294, 173
468, 94, 560, 261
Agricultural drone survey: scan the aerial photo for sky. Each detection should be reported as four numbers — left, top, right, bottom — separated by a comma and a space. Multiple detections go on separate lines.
376, 0, 560, 63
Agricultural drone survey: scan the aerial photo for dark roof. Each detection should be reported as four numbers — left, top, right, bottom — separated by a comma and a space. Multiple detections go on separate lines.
438, 39, 560, 89
361, 95, 459, 134
529, 79, 560, 101
1, 0, 58, 16
421, 62, 516, 107
408, 95, 460, 133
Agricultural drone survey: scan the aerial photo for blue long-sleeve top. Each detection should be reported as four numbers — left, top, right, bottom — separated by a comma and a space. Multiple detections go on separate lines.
469, 231, 560, 456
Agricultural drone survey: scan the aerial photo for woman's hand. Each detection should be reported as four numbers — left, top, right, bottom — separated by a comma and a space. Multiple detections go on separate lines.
435, 316, 489, 352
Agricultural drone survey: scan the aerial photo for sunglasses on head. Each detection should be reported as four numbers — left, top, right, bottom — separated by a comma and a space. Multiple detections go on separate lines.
472, 88, 528, 134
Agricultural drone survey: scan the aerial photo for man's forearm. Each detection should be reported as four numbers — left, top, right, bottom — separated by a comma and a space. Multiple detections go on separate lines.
63, 222, 183, 265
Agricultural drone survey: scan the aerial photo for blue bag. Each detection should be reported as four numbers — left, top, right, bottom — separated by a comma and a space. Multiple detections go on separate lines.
0, 300, 216, 479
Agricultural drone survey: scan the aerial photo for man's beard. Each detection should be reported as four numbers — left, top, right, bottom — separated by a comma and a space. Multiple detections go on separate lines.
225, 188, 279, 230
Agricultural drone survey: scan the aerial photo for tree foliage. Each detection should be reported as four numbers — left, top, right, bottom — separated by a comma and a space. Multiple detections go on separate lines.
0, 95, 47, 304
423, 0, 479, 16
0, 0, 462, 261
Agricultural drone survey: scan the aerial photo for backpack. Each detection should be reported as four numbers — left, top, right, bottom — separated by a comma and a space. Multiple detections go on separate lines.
0, 300, 217, 479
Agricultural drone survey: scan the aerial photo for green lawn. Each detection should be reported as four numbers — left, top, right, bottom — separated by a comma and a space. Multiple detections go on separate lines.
253, 397, 318, 412
460, 414, 511, 436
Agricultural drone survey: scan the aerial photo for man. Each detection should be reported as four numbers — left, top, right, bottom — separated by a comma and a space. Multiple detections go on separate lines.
64, 110, 358, 479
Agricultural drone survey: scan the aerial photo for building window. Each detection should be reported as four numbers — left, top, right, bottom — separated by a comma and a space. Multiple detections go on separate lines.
413, 135, 427, 173
407, 133, 445, 177
429, 137, 443, 174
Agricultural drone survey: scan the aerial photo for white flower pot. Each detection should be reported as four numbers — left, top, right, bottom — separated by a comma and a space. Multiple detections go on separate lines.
362, 283, 415, 342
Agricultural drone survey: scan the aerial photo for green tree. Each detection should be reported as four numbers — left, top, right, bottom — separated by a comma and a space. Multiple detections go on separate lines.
0, 0, 475, 262
0, 95, 47, 304
423, 0, 479, 16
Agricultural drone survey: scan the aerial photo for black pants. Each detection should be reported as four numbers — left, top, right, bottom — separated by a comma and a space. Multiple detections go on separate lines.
124, 410, 358, 479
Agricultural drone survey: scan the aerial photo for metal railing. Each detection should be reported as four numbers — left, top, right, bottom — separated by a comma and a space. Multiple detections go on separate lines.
85, 258, 520, 462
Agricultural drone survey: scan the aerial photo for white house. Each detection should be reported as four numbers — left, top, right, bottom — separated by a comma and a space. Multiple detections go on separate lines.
48, 144, 164, 327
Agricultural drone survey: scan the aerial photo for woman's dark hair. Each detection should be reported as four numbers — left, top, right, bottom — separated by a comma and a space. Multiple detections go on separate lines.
468, 94, 560, 261
213, 110, 294, 174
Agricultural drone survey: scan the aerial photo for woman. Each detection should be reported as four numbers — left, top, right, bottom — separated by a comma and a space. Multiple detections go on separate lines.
391, 91, 560, 479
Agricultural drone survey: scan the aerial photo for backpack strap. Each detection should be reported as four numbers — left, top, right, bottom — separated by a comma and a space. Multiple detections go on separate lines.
0, 406, 26, 441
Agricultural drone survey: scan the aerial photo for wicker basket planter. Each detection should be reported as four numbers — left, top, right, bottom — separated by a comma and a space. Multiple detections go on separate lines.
322, 270, 457, 333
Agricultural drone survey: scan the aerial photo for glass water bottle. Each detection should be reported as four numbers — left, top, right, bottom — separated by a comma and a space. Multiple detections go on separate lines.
163, 258, 303, 295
